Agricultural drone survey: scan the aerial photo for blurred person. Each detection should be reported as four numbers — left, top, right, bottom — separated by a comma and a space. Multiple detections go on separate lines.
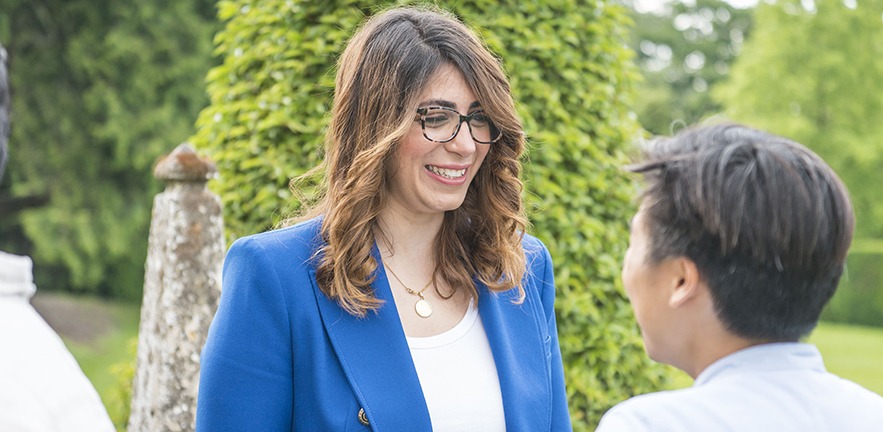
596, 123, 883, 431
196, 6, 571, 432
0, 43, 115, 431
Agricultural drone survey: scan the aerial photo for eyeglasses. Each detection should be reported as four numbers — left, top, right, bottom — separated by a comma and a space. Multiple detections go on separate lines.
415, 106, 502, 144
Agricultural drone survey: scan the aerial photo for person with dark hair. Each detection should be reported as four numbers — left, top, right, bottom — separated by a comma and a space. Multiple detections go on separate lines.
0, 44, 115, 431
596, 123, 883, 431
196, 6, 571, 431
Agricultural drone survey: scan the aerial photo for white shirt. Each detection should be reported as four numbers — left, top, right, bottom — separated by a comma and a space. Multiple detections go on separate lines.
408, 300, 506, 431
596, 342, 883, 432
0, 251, 115, 432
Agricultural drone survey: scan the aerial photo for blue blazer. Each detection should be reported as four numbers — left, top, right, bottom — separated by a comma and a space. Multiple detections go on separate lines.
196, 218, 572, 431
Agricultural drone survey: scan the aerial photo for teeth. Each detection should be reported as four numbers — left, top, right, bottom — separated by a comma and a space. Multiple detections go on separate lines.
427, 165, 466, 179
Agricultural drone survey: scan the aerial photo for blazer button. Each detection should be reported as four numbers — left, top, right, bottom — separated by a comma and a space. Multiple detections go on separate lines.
358, 408, 370, 426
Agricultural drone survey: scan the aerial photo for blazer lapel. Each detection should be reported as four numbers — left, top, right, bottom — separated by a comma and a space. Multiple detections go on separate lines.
479, 285, 552, 431
311, 249, 431, 432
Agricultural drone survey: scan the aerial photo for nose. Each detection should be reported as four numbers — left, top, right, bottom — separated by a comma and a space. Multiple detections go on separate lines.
444, 122, 477, 157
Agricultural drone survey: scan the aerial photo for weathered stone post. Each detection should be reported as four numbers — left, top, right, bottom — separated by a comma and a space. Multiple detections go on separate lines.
128, 144, 224, 432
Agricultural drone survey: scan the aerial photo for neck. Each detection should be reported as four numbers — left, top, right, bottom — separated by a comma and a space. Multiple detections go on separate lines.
376, 204, 444, 264
680, 330, 768, 379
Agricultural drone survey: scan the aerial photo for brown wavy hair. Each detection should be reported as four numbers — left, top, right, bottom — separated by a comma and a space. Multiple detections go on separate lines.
294, 6, 527, 317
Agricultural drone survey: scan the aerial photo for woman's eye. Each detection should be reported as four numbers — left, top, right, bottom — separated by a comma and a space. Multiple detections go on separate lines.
424, 112, 452, 128
470, 112, 491, 127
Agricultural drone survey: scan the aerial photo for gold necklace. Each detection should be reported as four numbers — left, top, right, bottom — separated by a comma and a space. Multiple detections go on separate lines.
384, 264, 434, 318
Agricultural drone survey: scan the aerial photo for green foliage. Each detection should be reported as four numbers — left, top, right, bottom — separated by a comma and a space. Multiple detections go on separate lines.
107, 339, 137, 431
628, 0, 753, 135
192, 0, 670, 428
190, 0, 359, 238
1, 0, 218, 299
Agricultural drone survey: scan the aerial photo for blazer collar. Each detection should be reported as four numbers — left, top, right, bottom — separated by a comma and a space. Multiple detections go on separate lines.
311, 245, 431, 431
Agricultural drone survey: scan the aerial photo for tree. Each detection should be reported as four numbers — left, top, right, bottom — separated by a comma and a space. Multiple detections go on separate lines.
0, 0, 218, 299
191, 0, 671, 428
628, 0, 753, 135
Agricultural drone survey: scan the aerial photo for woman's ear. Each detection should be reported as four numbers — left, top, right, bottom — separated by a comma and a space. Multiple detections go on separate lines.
669, 257, 701, 308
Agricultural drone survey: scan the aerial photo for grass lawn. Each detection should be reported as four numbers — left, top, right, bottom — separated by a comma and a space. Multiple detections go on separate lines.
809, 321, 883, 395
664, 321, 883, 395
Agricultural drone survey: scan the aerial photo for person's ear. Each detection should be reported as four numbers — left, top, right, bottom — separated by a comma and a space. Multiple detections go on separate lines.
669, 257, 701, 308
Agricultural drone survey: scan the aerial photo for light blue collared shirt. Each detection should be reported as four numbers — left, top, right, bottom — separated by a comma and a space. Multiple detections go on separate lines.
596, 342, 883, 431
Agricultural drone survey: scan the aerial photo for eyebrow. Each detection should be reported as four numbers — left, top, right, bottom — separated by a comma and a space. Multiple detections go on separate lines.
419, 99, 483, 110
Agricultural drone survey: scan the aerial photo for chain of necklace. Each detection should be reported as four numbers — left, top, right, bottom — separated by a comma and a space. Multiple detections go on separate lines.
384, 264, 434, 318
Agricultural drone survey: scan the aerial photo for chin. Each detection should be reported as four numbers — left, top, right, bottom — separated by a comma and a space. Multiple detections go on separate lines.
431, 196, 469, 212
642, 339, 664, 363
436, 204, 465, 213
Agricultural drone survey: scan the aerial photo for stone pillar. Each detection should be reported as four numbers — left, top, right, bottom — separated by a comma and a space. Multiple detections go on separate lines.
128, 144, 224, 432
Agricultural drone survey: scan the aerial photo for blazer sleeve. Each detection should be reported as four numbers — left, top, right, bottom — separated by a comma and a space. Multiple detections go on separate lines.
538, 243, 574, 431
196, 237, 294, 431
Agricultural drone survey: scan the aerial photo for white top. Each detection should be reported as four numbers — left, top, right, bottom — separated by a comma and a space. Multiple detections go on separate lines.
596, 342, 883, 432
0, 251, 115, 432
407, 300, 506, 431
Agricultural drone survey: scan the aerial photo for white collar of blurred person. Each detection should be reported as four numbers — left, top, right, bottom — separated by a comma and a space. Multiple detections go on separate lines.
0, 251, 37, 299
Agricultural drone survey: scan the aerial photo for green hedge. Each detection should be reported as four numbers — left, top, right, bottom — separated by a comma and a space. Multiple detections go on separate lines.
822, 251, 883, 328
190, 1, 670, 429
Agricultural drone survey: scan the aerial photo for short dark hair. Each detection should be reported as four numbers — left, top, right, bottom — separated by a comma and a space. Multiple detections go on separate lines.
630, 123, 854, 341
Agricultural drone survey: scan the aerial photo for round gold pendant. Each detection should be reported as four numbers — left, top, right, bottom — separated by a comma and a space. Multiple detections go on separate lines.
415, 299, 433, 318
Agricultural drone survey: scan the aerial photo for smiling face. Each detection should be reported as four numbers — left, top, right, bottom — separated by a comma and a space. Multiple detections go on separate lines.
385, 63, 491, 219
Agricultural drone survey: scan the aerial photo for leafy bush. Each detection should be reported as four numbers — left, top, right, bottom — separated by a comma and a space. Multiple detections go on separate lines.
107, 338, 137, 431
191, 0, 670, 428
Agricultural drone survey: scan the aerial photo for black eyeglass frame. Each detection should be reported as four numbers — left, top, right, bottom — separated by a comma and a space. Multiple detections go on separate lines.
415, 106, 502, 144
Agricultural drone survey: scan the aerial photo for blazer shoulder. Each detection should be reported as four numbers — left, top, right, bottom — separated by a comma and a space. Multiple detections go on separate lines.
521, 233, 552, 273
521, 233, 548, 254
229, 217, 324, 260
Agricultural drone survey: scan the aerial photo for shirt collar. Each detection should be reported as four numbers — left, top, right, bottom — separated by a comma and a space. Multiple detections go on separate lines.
695, 342, 826, 386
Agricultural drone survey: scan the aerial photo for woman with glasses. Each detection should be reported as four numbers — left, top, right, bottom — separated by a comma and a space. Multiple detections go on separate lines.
197, 6, 571, 431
